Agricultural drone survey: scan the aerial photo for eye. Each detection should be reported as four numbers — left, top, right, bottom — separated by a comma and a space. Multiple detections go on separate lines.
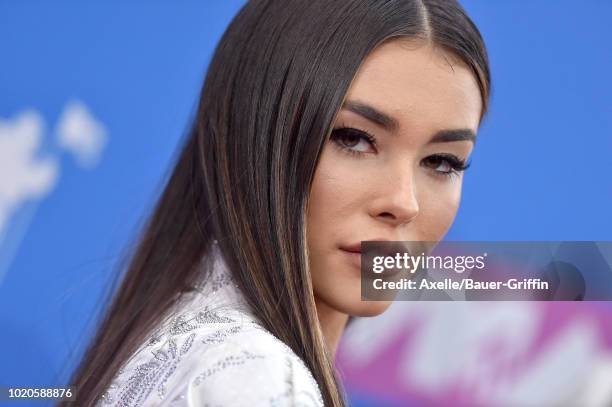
330, 127, 377, 155
421, 153, 470, 177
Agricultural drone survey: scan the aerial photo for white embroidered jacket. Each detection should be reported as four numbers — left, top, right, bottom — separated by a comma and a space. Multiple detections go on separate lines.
96, 245, 324, 406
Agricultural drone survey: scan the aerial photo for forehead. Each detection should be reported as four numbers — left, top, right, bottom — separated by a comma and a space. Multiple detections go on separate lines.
343, 39, 482, 134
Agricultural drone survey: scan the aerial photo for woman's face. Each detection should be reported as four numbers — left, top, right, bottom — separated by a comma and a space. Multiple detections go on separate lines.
306, 39, 482, 317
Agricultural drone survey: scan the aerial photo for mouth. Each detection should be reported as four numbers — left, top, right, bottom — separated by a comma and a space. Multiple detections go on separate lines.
338, 245, 362, 270
339, 243, 361, 255
339, 238, 392, 254
338, 238, 395, 272
339, 239, 415, 277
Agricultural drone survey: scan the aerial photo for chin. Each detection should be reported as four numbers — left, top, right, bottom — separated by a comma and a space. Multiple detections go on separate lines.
331, 297, 394, 317
351, 299, 394, 317
313, 259, 399, 318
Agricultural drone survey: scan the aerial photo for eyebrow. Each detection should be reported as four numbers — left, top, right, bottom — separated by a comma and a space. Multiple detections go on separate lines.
341, 99, 477, 144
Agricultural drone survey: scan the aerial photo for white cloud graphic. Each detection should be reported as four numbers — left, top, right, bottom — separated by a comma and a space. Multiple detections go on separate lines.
0, 101, 108, 285
0, 110, 59, 242
56, 100, 108, 169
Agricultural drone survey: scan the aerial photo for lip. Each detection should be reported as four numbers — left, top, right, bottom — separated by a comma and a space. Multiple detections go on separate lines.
340, 239, 416, 278
339, 238, 396, 273
338, 247, 362, 270
339, 238, 393, 254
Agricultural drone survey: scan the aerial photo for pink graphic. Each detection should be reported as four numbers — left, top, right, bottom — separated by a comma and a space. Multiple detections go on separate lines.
337, 302, 612, 406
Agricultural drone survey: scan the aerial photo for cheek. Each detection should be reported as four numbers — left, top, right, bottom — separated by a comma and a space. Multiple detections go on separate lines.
416, 175, 463, 240
306, 147, 367, 288
307, 149, 364, 240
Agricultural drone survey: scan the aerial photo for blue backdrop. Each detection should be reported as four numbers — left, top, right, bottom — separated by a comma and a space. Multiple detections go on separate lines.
0, 1, 610, 406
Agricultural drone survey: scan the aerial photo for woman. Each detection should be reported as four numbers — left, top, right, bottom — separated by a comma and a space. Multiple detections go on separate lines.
63, 0, 490, 405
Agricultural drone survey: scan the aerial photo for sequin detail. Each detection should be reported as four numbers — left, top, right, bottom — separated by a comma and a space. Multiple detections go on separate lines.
250, 325, 325, 406
191, 350, 266, 386
101, 332, 195, 406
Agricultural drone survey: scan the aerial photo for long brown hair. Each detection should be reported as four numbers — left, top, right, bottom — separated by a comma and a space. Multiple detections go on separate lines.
62, 1, 490, 405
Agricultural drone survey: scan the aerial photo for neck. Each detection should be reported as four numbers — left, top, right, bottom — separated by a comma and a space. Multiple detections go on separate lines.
314, 297, 349, 357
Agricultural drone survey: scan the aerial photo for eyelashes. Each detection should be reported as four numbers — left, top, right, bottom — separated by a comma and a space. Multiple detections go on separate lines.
421, 153, 471, 175
329, 127, 377, 155
329, 126, 471, 178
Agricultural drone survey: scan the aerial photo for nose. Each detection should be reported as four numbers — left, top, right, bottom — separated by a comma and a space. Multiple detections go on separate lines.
369, 167, 420, 227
